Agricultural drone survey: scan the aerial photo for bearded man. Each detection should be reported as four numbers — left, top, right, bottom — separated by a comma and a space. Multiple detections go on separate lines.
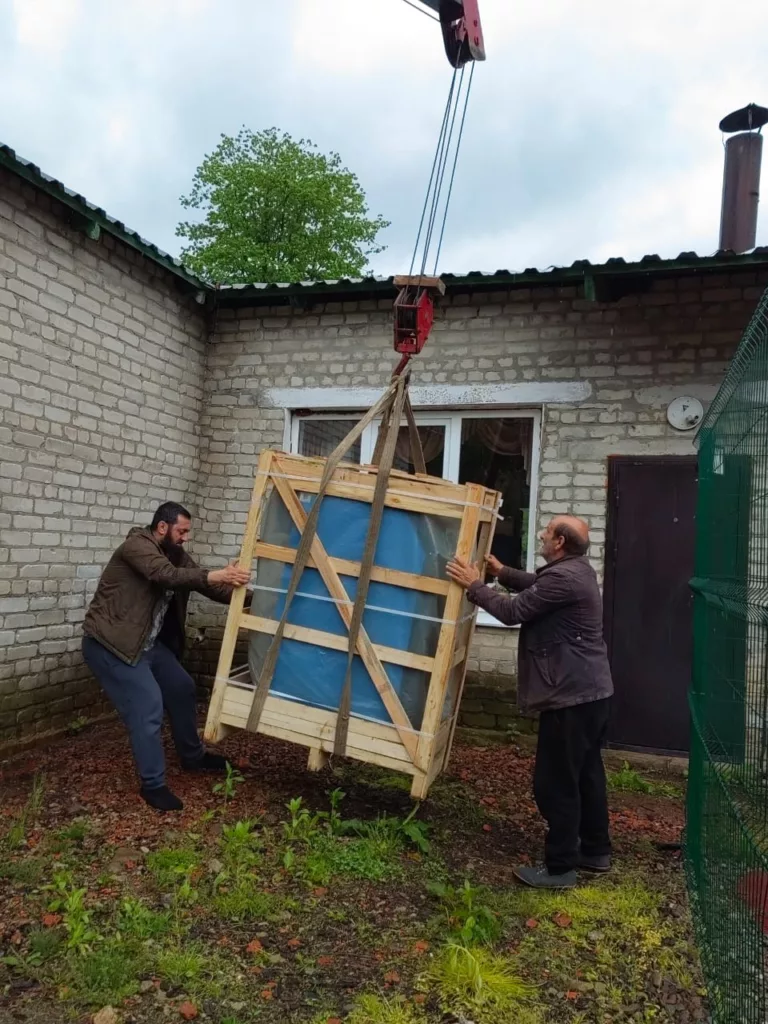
82, 502, 251, 811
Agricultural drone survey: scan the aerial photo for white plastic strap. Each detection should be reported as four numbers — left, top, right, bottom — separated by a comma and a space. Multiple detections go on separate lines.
248, 582, 474, 627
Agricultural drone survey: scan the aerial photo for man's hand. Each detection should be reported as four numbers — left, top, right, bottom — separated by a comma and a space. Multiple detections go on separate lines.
485, 554, 503, 576
208, 562, 251, 588
446, 557, 481, 590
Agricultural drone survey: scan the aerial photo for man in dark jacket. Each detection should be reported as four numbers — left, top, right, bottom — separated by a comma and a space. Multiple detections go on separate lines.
447, 515, 613, 888
83, 501, 251, 812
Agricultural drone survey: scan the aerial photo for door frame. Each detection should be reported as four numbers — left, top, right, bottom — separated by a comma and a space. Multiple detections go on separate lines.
603, 454, 698, 756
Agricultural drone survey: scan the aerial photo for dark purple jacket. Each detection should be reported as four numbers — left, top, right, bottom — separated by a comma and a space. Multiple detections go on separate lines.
466, 556, 613, 714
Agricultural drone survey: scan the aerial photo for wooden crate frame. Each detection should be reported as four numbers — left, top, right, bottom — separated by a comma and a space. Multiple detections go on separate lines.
204, 448, 501, 798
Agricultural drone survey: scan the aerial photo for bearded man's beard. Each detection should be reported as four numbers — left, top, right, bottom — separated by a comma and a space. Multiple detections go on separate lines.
160, 536, 184, 565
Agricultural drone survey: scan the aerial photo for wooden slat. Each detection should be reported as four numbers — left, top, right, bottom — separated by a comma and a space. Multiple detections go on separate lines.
275, 453, 480, 505
270, 473, 419, 760
219, 712, 417, 775
276, 475, 466, 520
411, 744, 446, 799
451, 645, 467, 668
219, 693, 414, 767
238, 613, 435, 673
393, 274, 446, 295
272, 456, 498, 523
223, 688, 407, 743
432, 717, 453, 763
442, 515, 499, 772
204, 448, 274, 744
414, 482, 485, 774
307, 748, 328, 772
254, 541, 451, 597
273, 453, 480, 504
223, 688, 406, 738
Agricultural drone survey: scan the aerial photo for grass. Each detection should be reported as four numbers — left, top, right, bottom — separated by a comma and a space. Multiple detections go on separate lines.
280, 795, 430, 885
146, 846, 201, 889
68, 940, 146, 1007
0, 745, 698, 1024
156, 944, 208, 987
302, 829, 404, 885
606, 761, 683, 798
56, 818, 89, 843
509, 876, 695, 1018
27, 926, 65, 964
425, 943, 537, 1023
2, 772, 45, 850
116, 896, 172, 940
0, 856, 46, 885
428, 878, 502, 945
220, 818, 262, 867
211, 881, 282, 922
347, 993, 426, 1023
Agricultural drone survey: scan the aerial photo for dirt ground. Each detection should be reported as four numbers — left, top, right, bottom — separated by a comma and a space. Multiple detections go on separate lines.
0, 716, 706, 1024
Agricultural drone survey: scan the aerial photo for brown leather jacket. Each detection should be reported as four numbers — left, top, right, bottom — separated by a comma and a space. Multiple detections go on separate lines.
467, 556, 613, 714
83, 527, 242, 666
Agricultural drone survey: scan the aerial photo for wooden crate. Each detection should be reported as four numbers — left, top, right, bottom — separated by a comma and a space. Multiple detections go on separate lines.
204, 448, 501, 799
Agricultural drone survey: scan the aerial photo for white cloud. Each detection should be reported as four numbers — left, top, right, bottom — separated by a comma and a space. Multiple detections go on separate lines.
0, 0, 766, 278
11, 0, 83, 53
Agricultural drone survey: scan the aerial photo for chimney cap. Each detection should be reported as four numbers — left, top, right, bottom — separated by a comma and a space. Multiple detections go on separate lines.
720, 103, 768, 134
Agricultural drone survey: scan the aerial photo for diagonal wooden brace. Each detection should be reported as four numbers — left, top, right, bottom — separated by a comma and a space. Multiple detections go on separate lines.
269, 473, 419, 761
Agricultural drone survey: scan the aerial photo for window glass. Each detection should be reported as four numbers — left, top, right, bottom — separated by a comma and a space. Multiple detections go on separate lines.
459, 417, 533, 571
393, 424, 446, 476
297, 419, 361, 462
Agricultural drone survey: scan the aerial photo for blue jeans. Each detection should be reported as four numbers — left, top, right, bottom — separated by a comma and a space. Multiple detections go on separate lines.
82, 637, 204, 789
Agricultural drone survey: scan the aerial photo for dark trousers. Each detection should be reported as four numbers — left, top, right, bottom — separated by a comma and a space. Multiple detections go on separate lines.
533, 697, 612, 874
82, 637, 204, 789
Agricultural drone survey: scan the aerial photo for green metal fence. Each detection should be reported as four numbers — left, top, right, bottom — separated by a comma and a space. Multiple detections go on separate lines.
687, 287, 768, 1023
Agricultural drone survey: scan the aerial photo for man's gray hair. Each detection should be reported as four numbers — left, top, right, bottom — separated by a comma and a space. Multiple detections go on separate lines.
553, 519, 590, 557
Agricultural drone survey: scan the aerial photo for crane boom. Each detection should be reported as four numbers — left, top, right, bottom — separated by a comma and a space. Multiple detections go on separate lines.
411, 0, 486, 66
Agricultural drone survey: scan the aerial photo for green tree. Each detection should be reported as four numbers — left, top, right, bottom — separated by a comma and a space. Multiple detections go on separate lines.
176, 127, 389, 284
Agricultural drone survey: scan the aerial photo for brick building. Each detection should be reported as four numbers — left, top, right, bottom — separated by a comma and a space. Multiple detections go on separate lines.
2, 143, 767, 755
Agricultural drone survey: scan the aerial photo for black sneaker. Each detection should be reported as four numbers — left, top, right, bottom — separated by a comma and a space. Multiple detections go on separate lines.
140, 785, 183, 812
181, 752, 228, 773
512, 864, 577, 889
578, 853, 612, 873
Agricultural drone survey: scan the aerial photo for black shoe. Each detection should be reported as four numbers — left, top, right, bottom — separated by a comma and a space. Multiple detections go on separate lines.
181, 752, 228, 773
512, 864, 578, 889
140, 785, 183, 812
578, 853, 612, 873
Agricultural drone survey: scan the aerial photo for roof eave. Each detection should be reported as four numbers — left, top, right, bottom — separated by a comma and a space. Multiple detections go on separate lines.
214, 249, 768, 307
0, 145, 206, 292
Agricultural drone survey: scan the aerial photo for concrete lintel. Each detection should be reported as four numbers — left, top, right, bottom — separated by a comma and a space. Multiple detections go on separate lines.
262, 381, 592, 411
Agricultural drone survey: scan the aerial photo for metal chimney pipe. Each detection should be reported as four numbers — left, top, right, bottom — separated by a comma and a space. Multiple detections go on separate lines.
718, 104, 768, 254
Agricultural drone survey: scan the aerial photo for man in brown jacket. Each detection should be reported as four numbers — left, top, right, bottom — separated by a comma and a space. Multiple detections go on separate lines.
447, 515, 613, 888
82, 502, 251, 811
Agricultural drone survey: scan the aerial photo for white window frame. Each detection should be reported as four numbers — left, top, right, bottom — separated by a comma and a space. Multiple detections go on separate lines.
291, 414, 365, 463
288, 407, 542, 628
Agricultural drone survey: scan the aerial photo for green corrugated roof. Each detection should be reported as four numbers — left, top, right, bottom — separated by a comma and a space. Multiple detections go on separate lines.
0, 144, 205, 291
3, 140, 768, 306
217, 251, 768, 305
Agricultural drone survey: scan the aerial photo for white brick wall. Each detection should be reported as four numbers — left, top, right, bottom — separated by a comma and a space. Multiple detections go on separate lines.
188, 274, 768, 691
0, 168, 207, 746
3, 155, 768, 746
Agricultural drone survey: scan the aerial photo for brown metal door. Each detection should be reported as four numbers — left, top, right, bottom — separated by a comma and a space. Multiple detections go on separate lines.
603, 456, 698, 754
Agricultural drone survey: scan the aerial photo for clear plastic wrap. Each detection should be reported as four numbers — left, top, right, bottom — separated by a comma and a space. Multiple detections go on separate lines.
247, 489, 460, 730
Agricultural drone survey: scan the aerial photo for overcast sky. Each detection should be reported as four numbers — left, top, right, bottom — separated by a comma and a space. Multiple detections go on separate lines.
1, 0, 766, 279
